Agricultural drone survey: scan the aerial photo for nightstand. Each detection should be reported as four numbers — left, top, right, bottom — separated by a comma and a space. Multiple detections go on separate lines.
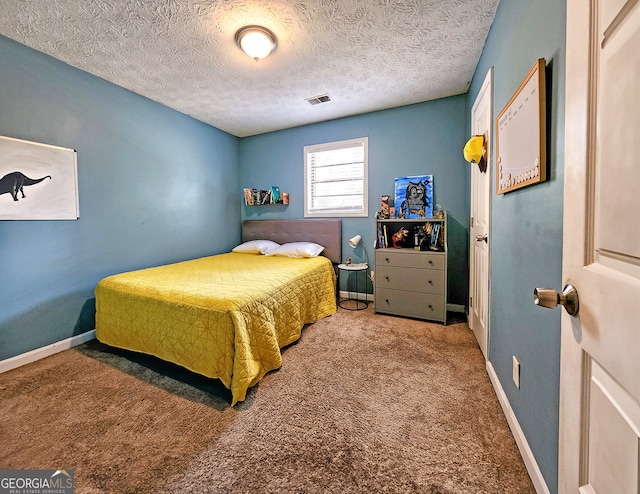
337, 263, 369, 311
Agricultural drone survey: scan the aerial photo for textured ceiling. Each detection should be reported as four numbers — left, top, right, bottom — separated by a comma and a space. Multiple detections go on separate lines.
0, 0, 499, 137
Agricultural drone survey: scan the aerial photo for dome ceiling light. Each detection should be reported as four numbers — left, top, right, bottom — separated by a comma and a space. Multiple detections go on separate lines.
235, 25, 277, 62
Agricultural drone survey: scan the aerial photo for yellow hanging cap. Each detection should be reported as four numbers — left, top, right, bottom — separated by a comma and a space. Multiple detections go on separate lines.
463, 135, 484, 164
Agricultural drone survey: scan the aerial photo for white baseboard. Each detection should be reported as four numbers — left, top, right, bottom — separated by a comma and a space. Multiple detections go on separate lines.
447, 303, 465, 313
0, 330, 96, 374
339, 290, 374, 301
486, 361, 550, 494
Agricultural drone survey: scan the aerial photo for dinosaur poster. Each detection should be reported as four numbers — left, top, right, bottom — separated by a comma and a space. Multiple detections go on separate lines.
0, 135, 79, 220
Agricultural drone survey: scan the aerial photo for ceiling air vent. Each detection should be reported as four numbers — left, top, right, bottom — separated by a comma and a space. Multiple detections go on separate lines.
305, 94, 332, 105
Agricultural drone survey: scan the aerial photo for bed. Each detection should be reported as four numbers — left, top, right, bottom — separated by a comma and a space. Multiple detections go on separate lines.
95, 219, 341, 405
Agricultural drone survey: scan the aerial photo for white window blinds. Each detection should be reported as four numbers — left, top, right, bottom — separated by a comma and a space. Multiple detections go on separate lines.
304, 137, 368, 217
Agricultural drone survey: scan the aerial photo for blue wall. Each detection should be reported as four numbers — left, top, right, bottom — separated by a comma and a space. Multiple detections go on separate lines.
239, 98, 469, 306
0, 35, 241, 360
467, 1, 566, 492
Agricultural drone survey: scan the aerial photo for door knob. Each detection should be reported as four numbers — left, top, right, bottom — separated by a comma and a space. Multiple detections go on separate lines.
533, 284, 579, 316
475, 234, 488, 242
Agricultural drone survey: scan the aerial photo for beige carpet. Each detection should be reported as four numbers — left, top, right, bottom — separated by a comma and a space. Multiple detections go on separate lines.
0, 307, 535, 493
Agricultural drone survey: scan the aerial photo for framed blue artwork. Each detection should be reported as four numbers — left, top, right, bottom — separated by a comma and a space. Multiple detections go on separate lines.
394, 175, 433, 219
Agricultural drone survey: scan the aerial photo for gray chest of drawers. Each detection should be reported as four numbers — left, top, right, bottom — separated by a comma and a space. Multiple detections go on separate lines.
374, 216, 447, 323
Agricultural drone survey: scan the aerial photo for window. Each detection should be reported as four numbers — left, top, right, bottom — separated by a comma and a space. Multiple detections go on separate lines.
304, 137, 368, 217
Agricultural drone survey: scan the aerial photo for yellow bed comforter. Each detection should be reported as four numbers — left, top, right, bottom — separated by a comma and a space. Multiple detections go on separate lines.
95, 252, 336, 405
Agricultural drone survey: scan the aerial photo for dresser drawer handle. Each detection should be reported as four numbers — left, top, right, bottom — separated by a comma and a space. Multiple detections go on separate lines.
385, 257, 390, 263
428, 260, 434, 265
428, 304, 433, 310
385, 276, 390, 281
428, 280, 433, 285
385, 299, 390, 304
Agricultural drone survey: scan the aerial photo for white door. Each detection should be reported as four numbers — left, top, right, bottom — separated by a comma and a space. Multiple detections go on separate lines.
559, 0, 640, 492
469, 69, 492, 358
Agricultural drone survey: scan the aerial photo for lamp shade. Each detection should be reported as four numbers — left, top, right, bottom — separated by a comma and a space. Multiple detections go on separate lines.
235, 26, 277, 61
349, 235, 362, 249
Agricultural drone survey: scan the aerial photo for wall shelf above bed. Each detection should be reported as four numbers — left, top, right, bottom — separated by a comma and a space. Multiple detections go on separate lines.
243, 187, 289, 206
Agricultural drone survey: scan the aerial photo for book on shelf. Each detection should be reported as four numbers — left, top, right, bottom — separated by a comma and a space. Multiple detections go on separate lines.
243, 188, 253, 205
260, 189, 271, 204
270, 186, 281, 203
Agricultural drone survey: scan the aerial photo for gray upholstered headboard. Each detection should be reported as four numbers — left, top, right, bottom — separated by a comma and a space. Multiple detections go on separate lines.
242, 219, 342, 265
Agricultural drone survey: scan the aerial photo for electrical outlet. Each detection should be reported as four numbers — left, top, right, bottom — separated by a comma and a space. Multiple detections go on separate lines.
512, 356, 520, 389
